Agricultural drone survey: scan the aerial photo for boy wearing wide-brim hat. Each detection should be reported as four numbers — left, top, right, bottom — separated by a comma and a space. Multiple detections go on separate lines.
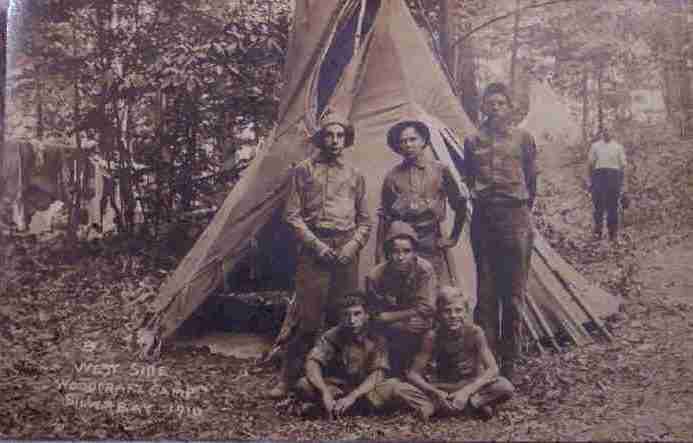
268, 112, 372, 398
378, 120, 467, 286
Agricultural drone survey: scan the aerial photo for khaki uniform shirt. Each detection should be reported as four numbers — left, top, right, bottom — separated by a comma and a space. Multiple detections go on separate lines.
365, 257, 438, 330
307, 326, 390, 386
463, 124, 538, 205
381, 159, 465, 229
284, 155, 372, 250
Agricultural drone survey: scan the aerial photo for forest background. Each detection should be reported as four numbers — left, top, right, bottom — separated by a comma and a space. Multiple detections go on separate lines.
1, 0, 691, 245
2, 0, 693, 440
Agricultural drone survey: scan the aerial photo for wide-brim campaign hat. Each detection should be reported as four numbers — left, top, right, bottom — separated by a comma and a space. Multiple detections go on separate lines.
386, 120, 431, 154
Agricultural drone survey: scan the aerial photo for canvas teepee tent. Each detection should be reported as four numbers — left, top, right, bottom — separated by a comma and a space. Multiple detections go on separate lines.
139, 0, 619, 357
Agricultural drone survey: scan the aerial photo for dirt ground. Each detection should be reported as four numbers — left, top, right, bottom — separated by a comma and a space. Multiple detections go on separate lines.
2, 130, 693, 440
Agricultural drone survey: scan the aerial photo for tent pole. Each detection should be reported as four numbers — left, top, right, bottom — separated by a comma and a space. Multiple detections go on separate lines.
354, 0, 368, 56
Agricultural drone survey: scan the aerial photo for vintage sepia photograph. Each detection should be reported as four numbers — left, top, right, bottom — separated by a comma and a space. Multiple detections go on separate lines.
1, 0, 692, 440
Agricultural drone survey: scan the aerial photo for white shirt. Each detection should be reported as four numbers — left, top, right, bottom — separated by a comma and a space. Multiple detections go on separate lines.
588, 139, 626, 171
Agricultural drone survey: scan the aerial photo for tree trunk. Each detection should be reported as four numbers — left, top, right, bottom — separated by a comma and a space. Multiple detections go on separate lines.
67, 82, 83, 244
687, 0, 693, 136
440, 0, 451, 63
509, 0, 521, 101
553, 16, 563, 82
36, 65, 44, 140
676, 0, 691, 136
581, 65, 589, 143
181, 94, 198, 212
0, 8, 5, 155
440, 0, 480, 124
66, 23, 84, 245
658, 0, 691, 136
596, 61, 604, 132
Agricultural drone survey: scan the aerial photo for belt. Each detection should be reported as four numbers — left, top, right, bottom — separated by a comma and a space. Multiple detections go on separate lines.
393, 216, 438, 230
474, 198, 528, 208
311, 226, 352, 238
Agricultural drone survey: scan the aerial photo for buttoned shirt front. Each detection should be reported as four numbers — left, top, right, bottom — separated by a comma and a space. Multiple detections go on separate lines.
307, 325, 390, 386
284, 155, 372, 249
381, 159, 464, 228
365, 257, 438, 330
463, 124, 538, 204
588, 139, 626, 171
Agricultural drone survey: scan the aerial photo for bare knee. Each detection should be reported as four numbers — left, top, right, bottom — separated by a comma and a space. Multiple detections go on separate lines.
495, 377, 515, 398
295, 377, 318, 399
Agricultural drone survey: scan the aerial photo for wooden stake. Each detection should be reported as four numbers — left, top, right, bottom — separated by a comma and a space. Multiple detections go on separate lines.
526, 293, 561, 351
521, 307, 545, 355
530, 262, 592, 346
532, 231, 613, 342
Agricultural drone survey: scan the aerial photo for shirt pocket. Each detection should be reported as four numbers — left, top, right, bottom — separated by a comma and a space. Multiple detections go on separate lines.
334, 173, 358, 198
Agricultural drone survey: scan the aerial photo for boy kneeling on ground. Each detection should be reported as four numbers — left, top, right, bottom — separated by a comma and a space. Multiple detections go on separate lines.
405, 286, 515, 419
296, 291, 434, 419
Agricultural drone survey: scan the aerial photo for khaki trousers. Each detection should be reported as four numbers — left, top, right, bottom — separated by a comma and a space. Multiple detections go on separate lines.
283, 230, 359, 384
296, 377, 434, 417
433, 376, 515, 415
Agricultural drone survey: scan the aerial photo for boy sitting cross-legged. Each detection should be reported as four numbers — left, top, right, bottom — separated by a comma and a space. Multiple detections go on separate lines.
405, 286, 514, 420
295, 291, 434, 419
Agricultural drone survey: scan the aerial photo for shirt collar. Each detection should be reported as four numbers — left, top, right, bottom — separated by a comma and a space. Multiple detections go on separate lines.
352, 332, 368, 344
481, 121, 512, 137
403, 157, 427, 170
338, 326, 371, 344
314, 153, 344, 167
386, 257, 418, 283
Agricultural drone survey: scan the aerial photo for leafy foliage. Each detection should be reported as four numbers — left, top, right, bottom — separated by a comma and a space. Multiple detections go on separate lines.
8, 0, 290, 238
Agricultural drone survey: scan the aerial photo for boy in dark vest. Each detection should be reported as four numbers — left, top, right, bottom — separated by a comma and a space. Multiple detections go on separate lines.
405, 286, 514, 419
463, 82, 538, 377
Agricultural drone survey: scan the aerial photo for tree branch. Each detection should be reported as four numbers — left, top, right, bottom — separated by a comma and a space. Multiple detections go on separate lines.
450, 0, 600, 49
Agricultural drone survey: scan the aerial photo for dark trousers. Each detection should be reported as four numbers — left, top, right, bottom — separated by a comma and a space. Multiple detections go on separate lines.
591, 168, 623, 239
414, 223, 452, 286
282, 230, 359, 385
381, 327, 425, 378
471, 201, 532, 369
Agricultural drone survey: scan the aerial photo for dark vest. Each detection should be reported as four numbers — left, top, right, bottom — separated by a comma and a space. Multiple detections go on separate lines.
464, 127, 533, 202
435, 327, 479, 382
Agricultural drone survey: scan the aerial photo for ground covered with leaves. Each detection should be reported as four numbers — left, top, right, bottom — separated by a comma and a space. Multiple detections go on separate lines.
2, 126, 693, 440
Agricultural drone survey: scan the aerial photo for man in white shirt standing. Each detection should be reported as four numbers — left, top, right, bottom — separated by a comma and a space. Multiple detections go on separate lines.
587, 127, 627, 242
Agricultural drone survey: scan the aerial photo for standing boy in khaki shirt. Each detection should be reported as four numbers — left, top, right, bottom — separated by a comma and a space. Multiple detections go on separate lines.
268, 113, 372, 398
378, 120, 467, 285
